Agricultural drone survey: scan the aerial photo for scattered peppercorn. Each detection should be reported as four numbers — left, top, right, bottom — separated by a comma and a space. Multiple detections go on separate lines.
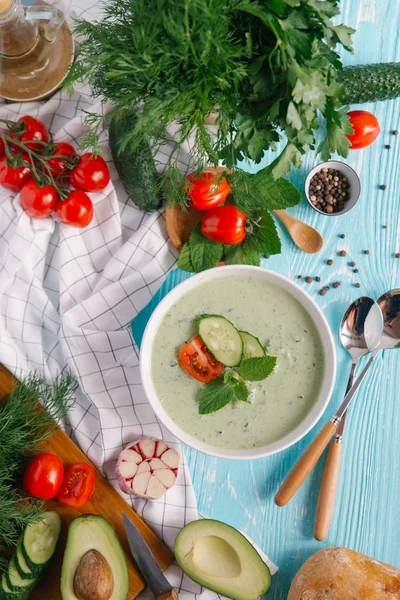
305, 276, 313, 283
264, 254, 270, 259
333, 281, 342, 288
319, 289, 327, 296
297, 274, 302, 279
395, 253, 400, 259
393, 130, 399, 135
355, 283, 361, 288
350, 261, 356, 267
308, 167, 350, 214
324, 286, 330, 291
327, 259, 333, 265
383, 225, 387, 229
339, 250, 347, 257
340, 234, 345, 238
380, 184, 387, 190
364, 250, 370, 255
385, 144, 391, 149
315, 276, 321, 282
354, 268, 359, 273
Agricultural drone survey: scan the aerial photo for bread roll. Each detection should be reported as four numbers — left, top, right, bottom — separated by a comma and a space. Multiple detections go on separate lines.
288, 547, 400, 599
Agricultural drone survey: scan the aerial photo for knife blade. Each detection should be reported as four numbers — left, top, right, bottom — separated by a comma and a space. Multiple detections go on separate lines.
122, 513, 177, 600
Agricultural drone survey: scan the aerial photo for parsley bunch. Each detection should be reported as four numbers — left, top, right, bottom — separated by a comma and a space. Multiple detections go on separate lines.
66, 0, 354, 176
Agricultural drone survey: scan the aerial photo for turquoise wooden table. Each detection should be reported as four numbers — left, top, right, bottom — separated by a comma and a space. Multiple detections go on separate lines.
135, 1, 400, 597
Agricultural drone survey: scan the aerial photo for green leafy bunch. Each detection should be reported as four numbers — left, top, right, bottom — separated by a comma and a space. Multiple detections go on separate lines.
178, 165, 302, 272
66, 0, 354, 175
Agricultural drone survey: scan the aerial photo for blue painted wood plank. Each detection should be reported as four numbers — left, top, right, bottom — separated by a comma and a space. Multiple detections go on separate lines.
133, 1, 400, 596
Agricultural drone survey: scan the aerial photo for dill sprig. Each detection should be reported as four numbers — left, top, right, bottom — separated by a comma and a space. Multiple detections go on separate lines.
0, 373, 76, 566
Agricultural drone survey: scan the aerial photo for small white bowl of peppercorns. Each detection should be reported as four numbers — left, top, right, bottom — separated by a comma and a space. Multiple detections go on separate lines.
305, 160, 361, 215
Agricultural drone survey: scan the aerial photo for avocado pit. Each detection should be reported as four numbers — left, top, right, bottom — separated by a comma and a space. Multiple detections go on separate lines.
73, 549, 114, 600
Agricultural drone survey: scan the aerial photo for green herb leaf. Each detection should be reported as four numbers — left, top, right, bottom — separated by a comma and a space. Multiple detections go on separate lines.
254, 211, 281, 255
233, 170, 301, 214
224, 236, 261, 266
177, 243, 195, 272
198, 377, 235, 414
189, 224, 223, 273
232, 379, 249, 402
236, 356, 277, 381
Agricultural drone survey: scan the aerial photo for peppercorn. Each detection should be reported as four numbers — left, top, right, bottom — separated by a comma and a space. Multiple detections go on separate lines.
315, 276, 321, 282
339, 250, 347, 257
355, 283, 361, 288
319, 289, 327, 296
380, 184, 387, 190
395, 253, 400, 259
350, 261, 356, 267
327, 259, 333, 265
333, 282, 342, 288
297, 275, 302, 279
308, 167, 351, 214
264, 254, 270, 259
393, 130, 399, 135
354, 268, 359, 273
305, 276, 313, 283
385, 144, 391, 149
383, 225, 388, 229
340, 234, 345, 238
364, 250, 370, 255
324, 286, 330, 291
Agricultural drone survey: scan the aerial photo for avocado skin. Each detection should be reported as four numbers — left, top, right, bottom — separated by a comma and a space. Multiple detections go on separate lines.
175, 519, 272, 600
109, 110, 162, 212
60, 515, 129, 600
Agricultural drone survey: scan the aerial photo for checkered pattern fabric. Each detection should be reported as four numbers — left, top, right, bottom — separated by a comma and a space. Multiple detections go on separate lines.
0, 0, 276, 595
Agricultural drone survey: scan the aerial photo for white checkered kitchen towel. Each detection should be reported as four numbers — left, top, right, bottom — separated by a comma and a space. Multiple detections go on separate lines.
0, 0, 277, 596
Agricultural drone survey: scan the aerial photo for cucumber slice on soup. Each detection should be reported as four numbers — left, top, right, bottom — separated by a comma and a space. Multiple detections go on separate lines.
239, 331, 265, 359
197, 315, 243, 367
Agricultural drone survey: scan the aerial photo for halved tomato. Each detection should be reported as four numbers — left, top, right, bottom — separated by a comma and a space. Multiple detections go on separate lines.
57, 462, 95, 508
179, 335, 224, 383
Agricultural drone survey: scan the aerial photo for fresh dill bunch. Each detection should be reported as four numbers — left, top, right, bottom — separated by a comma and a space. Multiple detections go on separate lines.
0, 372, 76, 561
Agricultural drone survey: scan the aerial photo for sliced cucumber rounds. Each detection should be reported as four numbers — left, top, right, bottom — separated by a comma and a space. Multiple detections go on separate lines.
197, 315, 243, 367
239, 331, 265, 360
22, 511, 61, 575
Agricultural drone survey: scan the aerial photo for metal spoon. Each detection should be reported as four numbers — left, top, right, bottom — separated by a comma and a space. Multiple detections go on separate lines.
314, 297, 383, 541
275, 288, 400, 508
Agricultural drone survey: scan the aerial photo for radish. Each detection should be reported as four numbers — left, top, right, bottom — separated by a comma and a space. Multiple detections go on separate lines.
116, 437, 180, 500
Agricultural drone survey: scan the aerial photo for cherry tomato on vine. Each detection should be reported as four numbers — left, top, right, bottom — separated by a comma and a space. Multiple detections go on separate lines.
46, 142, 77, 177
10, 116, 49, 152
201, 205, 247, 245
70, 153, 110, 192
179, 335, 224, 383
0, 154, 32, 193
57, 462, 95, 508
55, 191, 93, 228
20, 179, 59, 219
0, 131, 6, 158
23, 453, 64, 500
346, 110, 380, 149
186, 170, 230, 211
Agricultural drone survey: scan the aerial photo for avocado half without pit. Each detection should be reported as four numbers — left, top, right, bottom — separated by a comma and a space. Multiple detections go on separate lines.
61, 515, 129, 600
175, 520, 272, 600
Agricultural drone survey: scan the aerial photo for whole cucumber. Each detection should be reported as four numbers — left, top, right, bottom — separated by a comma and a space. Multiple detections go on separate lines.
338, 62, 400, 104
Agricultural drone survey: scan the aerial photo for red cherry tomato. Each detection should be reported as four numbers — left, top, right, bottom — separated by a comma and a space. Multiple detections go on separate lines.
201, 205, 247, 245
186, 170, 230, 211
23, 453, 64, 500
346, 110, 380, 149
70, 153, 110, 192
179, 335, 224, 383
20, 179, 59, 219
10, 116, 49, 152
0, 154, 32, 193
55, 191, 93, 228
46, 142, 77, 177
57, 462, 95, 508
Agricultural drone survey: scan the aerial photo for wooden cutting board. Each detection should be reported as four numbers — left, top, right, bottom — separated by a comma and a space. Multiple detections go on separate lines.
0, 366, 174, 600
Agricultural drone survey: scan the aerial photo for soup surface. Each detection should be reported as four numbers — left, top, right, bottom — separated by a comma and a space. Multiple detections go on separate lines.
150, 275, 325, 450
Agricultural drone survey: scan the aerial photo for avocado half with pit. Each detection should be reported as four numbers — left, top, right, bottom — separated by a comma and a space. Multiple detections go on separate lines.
175, 520, 271, 600
61, 515, 129, 600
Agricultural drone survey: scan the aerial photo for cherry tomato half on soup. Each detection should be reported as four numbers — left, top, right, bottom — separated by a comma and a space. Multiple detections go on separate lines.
10, 116, 49, 152
20, 179, 59, 219
23, 453, 64, 500
186, 170, 230, 211
200, 205, 247, 245
70, 153, 110, 192
346, 110, 380, 149
57, 462, 95, 508
179, 335, 224, 383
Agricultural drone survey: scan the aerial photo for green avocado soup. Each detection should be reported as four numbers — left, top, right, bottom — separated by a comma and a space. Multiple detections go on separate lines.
150, 275, 325, 450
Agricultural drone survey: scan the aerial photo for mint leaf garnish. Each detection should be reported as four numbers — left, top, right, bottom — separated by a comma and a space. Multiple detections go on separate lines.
254, 211, 281, 255
232, 379, 249, 402
189, 224, 223, 273
198, 377, 234, 414
224, 236, 261, 266
177, 243, 195, 272
236, 356, 277, 381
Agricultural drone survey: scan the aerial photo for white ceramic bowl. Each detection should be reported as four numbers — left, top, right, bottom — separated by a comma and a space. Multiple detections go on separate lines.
305, 160, 361, 216
140, 266, 336, 460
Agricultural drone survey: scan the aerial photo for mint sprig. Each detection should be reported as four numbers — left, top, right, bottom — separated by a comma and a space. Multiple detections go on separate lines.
236, 356, 277, 382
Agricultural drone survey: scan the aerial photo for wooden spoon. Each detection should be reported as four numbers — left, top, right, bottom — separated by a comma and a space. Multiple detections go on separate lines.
166, 204, 323, 254
273, 209, 323, 254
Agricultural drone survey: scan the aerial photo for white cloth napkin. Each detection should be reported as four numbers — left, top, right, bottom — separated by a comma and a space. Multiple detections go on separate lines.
0, 1, 277, 595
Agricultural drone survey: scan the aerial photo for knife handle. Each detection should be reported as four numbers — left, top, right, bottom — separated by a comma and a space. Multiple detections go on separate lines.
156, 589, 178, 600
